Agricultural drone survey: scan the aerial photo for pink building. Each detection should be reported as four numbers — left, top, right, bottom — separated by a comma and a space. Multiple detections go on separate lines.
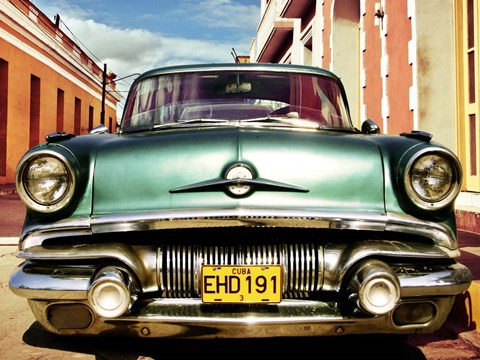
250, 0, 480, 233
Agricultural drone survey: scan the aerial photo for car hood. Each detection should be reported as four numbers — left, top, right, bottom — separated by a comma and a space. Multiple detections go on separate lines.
91, 127, 385, 215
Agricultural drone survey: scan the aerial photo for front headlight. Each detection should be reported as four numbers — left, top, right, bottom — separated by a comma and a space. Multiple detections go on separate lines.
404, 149, 462, 210
16, 151, 75, 213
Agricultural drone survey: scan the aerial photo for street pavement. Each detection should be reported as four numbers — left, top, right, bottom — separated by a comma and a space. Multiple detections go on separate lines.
1, 186, 480, 359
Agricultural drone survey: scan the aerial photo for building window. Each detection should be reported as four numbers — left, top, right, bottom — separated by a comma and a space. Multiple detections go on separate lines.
29, 75, 40, 149
458, 0, 480, 191
470, 114, 477, 175
74, 97, 81, 134
89, 105, 94, 131
0, 59, 8, 177
57, 89, 64, 131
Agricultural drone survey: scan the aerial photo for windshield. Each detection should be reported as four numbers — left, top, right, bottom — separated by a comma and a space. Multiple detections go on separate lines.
121, 69, 352, 132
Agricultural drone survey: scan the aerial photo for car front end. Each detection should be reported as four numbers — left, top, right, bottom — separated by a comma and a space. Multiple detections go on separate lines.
9, 63, 472, 338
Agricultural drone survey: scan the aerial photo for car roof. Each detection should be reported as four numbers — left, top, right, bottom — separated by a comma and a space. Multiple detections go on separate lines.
132, 63, 342, 87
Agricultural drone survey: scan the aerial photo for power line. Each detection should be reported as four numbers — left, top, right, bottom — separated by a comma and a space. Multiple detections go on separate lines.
10, 2, 104, 79
57, 16, 103, 66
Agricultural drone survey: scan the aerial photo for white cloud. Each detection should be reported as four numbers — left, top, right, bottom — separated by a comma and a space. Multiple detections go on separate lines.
33, 0, 259, 118
36, 0, 257, 71
63, 17, 243, 118
191, 0, 260, 30
62, 16, 241, 76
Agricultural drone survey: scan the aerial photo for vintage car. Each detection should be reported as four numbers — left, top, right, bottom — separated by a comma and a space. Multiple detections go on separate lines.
10, 63, 472, 339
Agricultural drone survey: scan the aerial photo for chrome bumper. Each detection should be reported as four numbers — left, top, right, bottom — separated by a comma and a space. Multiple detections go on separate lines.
10, 261, 472, 300
10, 260, 472, 338
25, 296, 457, 338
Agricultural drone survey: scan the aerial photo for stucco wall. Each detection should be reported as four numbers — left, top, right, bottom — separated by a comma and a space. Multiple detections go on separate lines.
413, 0, 456, 150
0, 1, 119, 185
1, 39, 116, 184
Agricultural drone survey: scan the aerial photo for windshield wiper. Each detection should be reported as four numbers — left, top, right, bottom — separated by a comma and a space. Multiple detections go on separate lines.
148, 117, 356, 133
240, 116, 321, 129
177, 118, 230, 124
151, 118, 230, 131
241, 116, 358, 133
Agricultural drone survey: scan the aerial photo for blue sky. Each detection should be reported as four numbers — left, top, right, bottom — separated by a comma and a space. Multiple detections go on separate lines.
31, 0, 261, 114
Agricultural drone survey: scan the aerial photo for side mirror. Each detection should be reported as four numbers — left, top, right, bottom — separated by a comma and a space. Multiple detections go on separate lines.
361, 119, 380, 134
89, 124, 109, 135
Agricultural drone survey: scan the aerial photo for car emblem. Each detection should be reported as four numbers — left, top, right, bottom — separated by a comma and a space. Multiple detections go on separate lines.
169, 164, 308, 196
225, 164, 254, 196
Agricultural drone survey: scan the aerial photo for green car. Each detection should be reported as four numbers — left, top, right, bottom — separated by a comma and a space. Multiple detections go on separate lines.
9, 63, 472, 338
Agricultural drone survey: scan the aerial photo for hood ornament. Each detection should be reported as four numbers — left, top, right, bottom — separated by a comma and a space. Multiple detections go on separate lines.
225, 164, 254, 196
169, 162, 309, 196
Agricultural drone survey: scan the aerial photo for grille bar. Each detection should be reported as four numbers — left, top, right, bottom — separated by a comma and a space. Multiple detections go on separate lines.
158, 243, 324, 298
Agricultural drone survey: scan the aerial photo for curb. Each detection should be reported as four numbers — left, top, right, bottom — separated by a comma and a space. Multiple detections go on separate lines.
0, 184, 17, 197
456, 209, 480, 234
456, 230, 480, 335
0, 237, 18, 246
451, 281, 480, 332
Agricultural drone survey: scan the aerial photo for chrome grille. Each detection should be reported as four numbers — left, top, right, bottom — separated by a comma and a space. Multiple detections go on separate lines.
158, 243, 324, 298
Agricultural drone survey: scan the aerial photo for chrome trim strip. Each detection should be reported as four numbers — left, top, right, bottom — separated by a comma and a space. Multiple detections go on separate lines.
15, 244, 159, 293
19, 209, 458, 251
20, 218, 92, 250
169, 178, 309, 193
93, 210, 457, 250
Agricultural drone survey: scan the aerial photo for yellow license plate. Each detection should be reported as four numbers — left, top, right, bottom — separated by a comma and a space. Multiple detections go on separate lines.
201, 265, 282, 304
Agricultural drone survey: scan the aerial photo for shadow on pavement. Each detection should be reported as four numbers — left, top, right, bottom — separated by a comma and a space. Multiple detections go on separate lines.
22, 321, 426, 360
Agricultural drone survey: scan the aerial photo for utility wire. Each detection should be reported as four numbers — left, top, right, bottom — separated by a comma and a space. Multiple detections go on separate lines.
10, 2, 101, 77
15, 1, 120, 90
11, 1, 127, 121
58, 17, 104, 66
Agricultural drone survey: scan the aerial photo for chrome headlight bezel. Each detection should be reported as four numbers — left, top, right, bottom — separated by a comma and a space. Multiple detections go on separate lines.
403, 148, 462, 211
16, 150, 76, 213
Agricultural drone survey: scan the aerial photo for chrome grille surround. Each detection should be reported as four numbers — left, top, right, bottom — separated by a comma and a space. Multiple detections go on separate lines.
158, 243, 324, 298
19, 209, 460, 251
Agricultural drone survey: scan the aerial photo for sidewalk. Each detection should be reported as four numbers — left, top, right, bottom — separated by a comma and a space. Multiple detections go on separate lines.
0, 184, 25, 242
448, 230, 480, 333
1, 183, 480, 338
